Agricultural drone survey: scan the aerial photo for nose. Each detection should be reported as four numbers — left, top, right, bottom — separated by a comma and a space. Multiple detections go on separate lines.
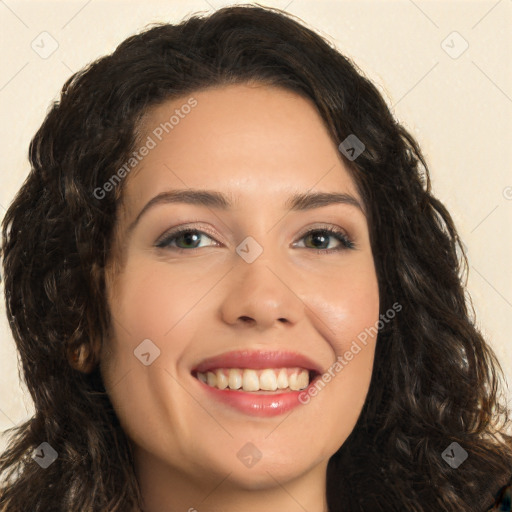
219, 247, 304, 331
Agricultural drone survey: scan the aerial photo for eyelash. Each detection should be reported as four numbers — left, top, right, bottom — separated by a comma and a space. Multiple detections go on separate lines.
155, 225, 355, 254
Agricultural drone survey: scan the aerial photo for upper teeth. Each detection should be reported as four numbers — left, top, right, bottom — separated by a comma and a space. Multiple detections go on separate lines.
196, 368, 310, 391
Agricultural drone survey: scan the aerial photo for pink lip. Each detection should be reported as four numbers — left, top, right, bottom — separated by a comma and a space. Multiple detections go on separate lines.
192, 349, 323, 374
191, 349, 323, 417
195, 380, 319, 417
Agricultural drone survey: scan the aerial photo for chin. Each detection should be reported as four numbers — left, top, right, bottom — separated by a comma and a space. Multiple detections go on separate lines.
226, 463, 306, 491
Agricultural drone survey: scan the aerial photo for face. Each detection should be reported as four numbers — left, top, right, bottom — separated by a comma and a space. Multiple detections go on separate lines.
100, 83, 380, 510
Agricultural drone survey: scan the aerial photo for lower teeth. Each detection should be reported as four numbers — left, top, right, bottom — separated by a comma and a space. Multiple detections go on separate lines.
230, 388, 292, 393
205, 384, 301, 392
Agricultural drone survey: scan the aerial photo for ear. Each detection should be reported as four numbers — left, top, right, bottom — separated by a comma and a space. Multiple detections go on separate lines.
67, 340, 100, 374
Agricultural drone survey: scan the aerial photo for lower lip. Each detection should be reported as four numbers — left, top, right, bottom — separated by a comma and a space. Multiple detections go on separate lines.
193, 374, 319, 417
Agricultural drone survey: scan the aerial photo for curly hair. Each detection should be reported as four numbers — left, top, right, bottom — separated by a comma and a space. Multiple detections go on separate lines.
1, 4, 511, 511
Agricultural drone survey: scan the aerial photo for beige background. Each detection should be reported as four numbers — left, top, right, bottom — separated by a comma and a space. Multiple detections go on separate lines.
1, 0, 511, 454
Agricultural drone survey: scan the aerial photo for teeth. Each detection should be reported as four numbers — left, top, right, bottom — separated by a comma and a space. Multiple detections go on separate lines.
277, 369, 288, 389
228, 369, 242, 390
290, 370, 309, 391
298, 370, 309, 389
216, 370, 228, 390
196, 368, 311, 392
289, 371, 300, 391
242, 369, 259, 391
206, 371, 216, 388
260, 369, 278, 391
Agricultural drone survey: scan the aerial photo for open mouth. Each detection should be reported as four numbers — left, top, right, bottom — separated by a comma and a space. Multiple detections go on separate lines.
191, 367, 320, 393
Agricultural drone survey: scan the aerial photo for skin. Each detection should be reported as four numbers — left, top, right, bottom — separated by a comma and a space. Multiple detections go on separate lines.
100, 83, 380, 512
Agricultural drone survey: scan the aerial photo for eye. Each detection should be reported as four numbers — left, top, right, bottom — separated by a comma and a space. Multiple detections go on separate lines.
293, 226, 355, 253
155, 225, 355, 254
155, 227, 218, 250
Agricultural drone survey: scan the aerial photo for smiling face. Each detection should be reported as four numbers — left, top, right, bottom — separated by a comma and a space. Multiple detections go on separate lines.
100, 83, 380, 511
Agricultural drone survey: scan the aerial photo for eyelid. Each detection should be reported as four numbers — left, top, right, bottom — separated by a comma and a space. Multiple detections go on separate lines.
292, 223, 355, 251
154, 223, 221, 248
294, 222, 349, 240
155, 222, 355, 251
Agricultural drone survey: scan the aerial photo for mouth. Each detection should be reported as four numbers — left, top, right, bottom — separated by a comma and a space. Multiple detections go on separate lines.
190, 349, 324, 416
191, 367, 321, 393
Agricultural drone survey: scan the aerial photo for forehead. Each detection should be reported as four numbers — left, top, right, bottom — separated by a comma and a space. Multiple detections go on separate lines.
121, 83, 360, 217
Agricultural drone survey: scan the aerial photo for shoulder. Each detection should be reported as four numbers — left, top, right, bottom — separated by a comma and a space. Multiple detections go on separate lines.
486, 476, 512, 511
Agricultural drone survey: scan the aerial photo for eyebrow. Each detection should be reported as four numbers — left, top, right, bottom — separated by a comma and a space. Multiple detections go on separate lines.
127, 189, 364, 234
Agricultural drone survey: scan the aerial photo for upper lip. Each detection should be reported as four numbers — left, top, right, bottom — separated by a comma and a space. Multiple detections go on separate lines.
191, 349, 323, 375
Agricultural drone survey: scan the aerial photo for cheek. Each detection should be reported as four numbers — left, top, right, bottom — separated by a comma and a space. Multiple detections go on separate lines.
100, 256, 223, 402
283, 259, 380, 458
100, 261, 187, 391
301, 255, 379, 412
100, 262, 205, 448
108, 259, 207, 343
306, 254, 380, 355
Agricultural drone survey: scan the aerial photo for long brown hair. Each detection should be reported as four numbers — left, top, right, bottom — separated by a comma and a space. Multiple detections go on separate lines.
1, 4, 511, 511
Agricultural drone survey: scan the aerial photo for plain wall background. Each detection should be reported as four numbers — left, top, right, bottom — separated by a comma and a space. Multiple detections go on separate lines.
1, 0, 511, 454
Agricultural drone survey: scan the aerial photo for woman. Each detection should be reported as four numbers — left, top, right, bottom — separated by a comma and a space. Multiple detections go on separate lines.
1, 5, 511, 511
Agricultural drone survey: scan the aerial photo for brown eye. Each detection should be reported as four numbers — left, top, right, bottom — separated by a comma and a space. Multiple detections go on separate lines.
156, 229, 218, 250
295, 228, 355, 253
